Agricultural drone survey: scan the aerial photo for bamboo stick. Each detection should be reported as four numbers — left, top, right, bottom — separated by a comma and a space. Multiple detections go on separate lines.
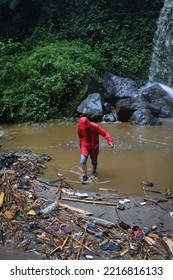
62, 197, 118, 207
58, 201, 92, 215
99, 188, 117, 192
50, 235, 69, 255
145, 189, 162, 194
70, 235, 95, 254
76, 227, 87, 260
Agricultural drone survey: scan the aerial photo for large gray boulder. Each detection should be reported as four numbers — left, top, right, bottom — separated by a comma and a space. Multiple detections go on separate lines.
76, 92, 104, 122
131, 109, 162, 126
116, 95, 161, 122
103, 73, 139, 100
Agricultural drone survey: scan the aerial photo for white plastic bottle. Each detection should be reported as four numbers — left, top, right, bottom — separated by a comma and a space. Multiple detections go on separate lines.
41, 201, 58, 215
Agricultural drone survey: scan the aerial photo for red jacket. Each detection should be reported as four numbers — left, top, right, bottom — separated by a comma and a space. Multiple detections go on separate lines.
78, 117, 114, 157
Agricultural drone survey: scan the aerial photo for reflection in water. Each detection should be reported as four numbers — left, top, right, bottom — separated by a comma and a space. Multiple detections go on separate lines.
1, 120, 173, 195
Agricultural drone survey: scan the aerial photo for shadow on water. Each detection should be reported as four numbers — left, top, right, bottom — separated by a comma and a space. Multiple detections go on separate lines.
1, 119, 173, 195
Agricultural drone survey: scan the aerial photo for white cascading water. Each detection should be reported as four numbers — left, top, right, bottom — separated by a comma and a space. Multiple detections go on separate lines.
149, 0, 173, 97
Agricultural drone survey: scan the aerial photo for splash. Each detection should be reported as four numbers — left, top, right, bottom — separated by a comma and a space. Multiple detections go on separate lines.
159, 83, 173, 99
149, 0, 173, 89
139, 80, 173, 100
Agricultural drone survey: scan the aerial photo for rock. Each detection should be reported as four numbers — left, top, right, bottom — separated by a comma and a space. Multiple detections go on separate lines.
103, 73, 138, 99
76, 92, 104, 121
140, 83, 173, 118
130, 109, 162, 126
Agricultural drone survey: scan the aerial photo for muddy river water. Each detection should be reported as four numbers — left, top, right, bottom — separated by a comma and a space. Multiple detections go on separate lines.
1, 119, 173, 195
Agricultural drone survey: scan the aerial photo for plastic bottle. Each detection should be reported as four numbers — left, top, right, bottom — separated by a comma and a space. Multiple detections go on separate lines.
16, 214, 25, 221
17, 238, 30, 248
41, 201, 58, 215
84, 254, 93, 260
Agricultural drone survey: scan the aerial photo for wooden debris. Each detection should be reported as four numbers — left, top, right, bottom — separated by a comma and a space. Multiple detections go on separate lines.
162, 236, 173, 254
0, 191, 5, 207
76, 226, 87, 259
0, 151, 172, 261
50, 235, 69, 256
144, 189, 162, 194
144, 236, 156, 246
144, 198, 159, 204
58, 201, 92, 216
62, 197, 119, 207
99, 188, 117, 192
69, 235, 95, 254
144, 198, 168, 204
120, 248, 129, 256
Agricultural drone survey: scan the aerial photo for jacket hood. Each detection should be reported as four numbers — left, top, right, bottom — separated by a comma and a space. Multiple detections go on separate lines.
78, 117, 91, 129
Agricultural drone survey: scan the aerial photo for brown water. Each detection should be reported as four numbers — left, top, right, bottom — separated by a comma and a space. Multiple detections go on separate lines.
1, 119, 173, 195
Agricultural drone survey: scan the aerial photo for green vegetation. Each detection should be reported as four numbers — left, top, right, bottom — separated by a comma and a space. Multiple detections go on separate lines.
0, 39, 106, 122
0, 0, 164, 123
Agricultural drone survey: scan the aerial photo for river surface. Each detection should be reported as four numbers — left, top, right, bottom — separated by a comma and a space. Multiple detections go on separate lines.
1, 119, 173, 195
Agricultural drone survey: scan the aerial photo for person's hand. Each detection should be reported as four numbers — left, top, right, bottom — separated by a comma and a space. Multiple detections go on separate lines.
110, 143, 114, 148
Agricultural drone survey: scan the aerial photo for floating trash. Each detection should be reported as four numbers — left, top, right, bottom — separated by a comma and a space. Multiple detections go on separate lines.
141, 181, 153, 187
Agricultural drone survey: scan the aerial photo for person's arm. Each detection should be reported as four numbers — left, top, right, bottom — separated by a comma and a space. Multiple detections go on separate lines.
98, 126, 114, 147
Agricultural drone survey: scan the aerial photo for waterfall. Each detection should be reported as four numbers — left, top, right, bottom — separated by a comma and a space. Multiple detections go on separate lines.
149, 0, 173, 90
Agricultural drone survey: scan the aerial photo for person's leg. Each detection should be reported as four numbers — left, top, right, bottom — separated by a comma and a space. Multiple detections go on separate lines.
91, 156, 98, 174
80, 154, 88, 182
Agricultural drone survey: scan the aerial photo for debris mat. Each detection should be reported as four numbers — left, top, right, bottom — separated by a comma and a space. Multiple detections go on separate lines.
0, 151, 173, 260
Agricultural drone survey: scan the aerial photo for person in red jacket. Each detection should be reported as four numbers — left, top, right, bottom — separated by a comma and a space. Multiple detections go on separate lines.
78, 117, 114, 183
